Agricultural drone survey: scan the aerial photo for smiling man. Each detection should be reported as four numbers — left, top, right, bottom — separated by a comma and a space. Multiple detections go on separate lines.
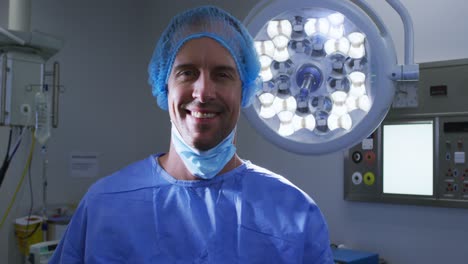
50, 6, 333, 264
160, 37, 243, 181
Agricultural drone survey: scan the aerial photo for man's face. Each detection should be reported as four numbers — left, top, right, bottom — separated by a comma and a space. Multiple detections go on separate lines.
167, 37, 242, 151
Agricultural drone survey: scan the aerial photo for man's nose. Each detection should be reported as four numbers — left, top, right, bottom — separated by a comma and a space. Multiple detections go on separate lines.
192, 72, 216, 103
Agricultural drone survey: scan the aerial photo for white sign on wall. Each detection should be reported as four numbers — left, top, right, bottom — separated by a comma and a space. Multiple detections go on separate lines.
69, 152, 99, 178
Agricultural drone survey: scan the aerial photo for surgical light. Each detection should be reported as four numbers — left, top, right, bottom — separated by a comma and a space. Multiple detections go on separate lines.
278, 122, 295, 137
259, 68, 273, 82
317, 18, 330, 35
272, 35, 290, 49
327, 13, 345, 39
274, 96, 297, 122
358, 95, 371, 112
255, 40, 275, 57
243, 0, 418, 155
303, 19, 316, 36
348, 32, 366, 59
324, 37, 350, 55
267, 20, 292, 39
260, 105, 276, 119
331, 91, 347, 103
273, 47, 290, 62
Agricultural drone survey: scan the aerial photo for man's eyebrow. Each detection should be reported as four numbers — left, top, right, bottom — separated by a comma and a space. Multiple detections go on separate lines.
172, 64, 238, 75
213, 65, 238, 75
172, 63, 196, 73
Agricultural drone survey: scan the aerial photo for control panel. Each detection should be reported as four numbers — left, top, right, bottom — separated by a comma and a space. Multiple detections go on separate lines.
439, 119, 468, 200
344, 59, 468, 208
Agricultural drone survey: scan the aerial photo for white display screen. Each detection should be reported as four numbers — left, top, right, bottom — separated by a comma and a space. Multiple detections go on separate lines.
383, 122, 433, 196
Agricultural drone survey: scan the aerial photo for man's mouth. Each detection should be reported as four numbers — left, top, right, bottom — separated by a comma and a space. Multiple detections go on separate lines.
190, 111, 216, 119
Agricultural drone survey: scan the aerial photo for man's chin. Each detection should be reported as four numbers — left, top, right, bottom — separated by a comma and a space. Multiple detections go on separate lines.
191, 140, 218, 151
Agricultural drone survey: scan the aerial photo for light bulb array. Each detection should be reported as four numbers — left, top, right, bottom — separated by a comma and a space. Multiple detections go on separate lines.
253, 10, 371, 139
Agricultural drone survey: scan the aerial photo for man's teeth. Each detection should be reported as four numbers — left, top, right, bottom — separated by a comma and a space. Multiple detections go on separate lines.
191, 111, 216, 118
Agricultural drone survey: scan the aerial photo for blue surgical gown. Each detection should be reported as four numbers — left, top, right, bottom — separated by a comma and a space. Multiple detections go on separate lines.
50, 154, 333, 263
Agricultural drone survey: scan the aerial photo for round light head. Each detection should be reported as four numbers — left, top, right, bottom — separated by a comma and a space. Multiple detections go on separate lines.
243, 0, 397, 155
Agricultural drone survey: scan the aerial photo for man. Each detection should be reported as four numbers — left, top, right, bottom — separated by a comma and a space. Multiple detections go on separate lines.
50, 6, 333, 263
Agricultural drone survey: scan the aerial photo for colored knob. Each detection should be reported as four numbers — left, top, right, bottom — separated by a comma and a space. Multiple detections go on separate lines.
352, 172, 363, 185
364, 151, 376, 165
352, 151, 363, 163
363, 172, 375, 186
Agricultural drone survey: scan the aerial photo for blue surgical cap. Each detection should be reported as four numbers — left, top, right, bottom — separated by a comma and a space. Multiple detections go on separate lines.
148, 5, 261, 110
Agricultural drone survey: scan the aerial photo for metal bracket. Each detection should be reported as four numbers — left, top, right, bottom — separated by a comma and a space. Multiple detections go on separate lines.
390, 64, 419, 81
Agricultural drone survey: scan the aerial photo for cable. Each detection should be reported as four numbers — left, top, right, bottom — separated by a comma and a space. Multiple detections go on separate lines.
3, 123, 38, 239
0, 129, 13, 187
0, 127, 25, 188
5, 129, 12, 158
0, 129, 36, 231
28, 148, 34, 221
9, 127, 25, 162
15, 145, 35, 240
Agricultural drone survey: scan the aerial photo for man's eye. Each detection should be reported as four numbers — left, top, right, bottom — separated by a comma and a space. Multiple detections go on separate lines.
178, 70, 194, 76
217, 72, 232, 79
175, 70, 198, 80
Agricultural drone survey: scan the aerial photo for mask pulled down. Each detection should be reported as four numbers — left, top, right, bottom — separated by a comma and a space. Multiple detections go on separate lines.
171, 124, 236, 179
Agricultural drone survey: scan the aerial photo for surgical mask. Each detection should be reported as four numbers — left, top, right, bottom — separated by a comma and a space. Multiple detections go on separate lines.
171, 124, 236, 180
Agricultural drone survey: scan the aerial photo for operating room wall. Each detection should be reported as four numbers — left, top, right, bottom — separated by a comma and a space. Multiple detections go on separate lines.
0, 0, 161, 262
0, 1, 7, 29
0, 0, 467, 263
